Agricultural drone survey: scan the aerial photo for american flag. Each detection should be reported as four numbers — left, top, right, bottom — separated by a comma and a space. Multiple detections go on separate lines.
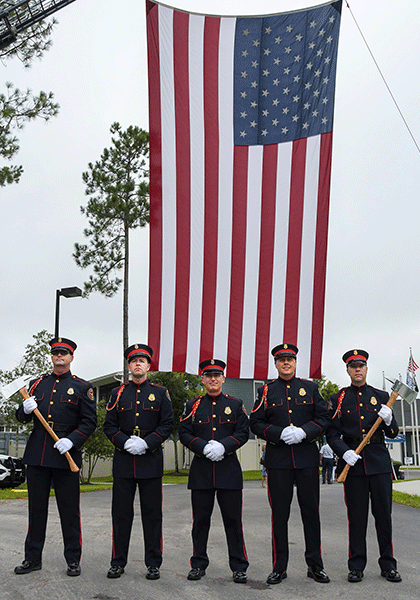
407, 349, 419, 391
146, 0, 342, 379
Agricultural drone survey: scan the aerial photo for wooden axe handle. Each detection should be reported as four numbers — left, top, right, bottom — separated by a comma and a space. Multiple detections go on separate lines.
19, 386, 80, 473
336, 390, 398, 483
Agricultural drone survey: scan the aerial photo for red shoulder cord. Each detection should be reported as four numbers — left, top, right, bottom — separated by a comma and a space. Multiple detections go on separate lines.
251, 384, 268, 413
180, 397, 202, 422
28, 375, 48, 396
106, 383, 128, 411
332, 387, 347, 419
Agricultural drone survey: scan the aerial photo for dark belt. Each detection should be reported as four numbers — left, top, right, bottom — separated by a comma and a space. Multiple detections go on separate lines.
33, 420, 76, 435
122, 429, 153, 438
344, 433, 384, 446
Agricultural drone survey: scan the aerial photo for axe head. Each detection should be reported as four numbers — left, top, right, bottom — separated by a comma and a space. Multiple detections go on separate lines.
0, 375, 30, 399
391, 379, 417, 405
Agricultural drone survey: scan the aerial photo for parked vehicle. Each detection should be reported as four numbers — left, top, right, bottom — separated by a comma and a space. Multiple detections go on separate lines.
0, 454, 26, 488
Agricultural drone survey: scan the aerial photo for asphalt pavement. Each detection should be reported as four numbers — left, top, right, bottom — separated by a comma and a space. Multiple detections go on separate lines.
1, 479, 419, 600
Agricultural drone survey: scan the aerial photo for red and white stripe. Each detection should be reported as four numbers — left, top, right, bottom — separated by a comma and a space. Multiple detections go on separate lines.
147, 2, 332, 379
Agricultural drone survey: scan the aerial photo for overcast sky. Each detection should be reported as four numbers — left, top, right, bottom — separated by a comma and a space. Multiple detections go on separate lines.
1, 0, 419, 391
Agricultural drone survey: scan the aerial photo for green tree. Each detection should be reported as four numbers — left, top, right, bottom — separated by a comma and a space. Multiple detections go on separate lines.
73, 122, 150, 380
0, 329, 53, 452
0, 16, 59, 185
315, 375, 340, 408
148, 371, 204, 472
81, 405, 114, 484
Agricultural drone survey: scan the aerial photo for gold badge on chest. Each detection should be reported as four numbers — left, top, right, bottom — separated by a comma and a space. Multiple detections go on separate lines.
225, 406, 232, 415
370, 397, 377, 405
149, 394, 155, 401
67, 388, 74, 395
299, 388, 306, 396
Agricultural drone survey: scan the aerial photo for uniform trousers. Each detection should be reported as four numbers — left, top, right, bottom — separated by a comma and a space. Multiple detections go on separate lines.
111, 477, 163, 568
190, 488, 249, 572
267, 466, 323, 572
344, 472, 396, 572
25, 465, 81, 564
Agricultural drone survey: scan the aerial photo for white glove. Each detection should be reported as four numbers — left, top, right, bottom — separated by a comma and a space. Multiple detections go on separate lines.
281, 425, 307, 445
205, 440, 225, 461
23, 397, 37, 414
124, 438, 136, 454
203, 443, 212, 457
343, 449, 362, 466
54, 438, 74, 454
129, 436, 148, 455
378, 404, 393, 426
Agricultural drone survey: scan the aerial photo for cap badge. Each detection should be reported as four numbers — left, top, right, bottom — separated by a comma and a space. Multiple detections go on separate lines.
353, 350, 358, 355
225, 406, 232, 415
135, 344, 139, 349
299, 388, 306, 396
67, 388, 74, 395
211, 359, 215, 364
284, 344, 288, 349
370, 397, 377, 405
58, 338, 62, 343
149, 394, 155, 401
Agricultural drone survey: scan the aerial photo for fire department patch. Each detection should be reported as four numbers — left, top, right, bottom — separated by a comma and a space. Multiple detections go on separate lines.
87, 388, 95, 401
225, 406, 232, 415
299, 388, 306, 396
67, 388, 74, 395
370, 397, 377, 405
149, 394, 155, 401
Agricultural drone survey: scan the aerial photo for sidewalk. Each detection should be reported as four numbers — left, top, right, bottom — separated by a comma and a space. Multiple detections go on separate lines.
393, 478, 420, 496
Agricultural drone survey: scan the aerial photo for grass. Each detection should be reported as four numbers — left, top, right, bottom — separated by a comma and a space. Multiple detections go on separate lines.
392, 490, 420, 508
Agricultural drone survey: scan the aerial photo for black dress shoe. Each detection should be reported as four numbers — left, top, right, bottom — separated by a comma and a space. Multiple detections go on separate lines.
146, 566, 160, 580
266, 571, 287, 584
67, 562, 81, 577
307, 565, 330, 583
381, 569, 402, 582
187, 567, 206, 580
107, 565, 125, 578
348, 569, 363, 582
14, 560, 42, 575
232, 571, 247, 583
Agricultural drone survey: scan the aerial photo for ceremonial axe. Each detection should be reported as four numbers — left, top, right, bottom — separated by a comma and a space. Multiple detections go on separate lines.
1, 376, 79, 473
336, 379, 416, 483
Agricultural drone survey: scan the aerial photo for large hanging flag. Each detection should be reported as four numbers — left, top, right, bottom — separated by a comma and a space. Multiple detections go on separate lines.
146, 0, 342, 379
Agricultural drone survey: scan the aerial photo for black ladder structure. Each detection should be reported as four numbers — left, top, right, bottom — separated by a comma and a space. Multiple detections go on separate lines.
0, 0, 76, 49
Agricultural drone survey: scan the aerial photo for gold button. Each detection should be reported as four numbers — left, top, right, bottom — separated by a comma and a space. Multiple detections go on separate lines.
359, 392, 362, 395
288, 396, 291, 400
53, 390, 56, 393
136, 413, 139, 416
50, 402, 54, 405
213, 414, 216, 418
56, 380, 59, 383
137, 400, 140, 404
137, 389, 140, 393
48, 415, 51, 418
135, 426, 139, 429
213, 427, 216, 431
360, 403, 363, 406
361, 416, 364, 419
289, 409, 292, 413
362, 429, 365, 433
213, 402, 216, 405
290, 423, 294, 426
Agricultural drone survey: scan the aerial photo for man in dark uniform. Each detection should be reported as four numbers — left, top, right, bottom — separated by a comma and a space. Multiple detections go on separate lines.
327, 349, 401, 583
249, 344, 331, 585
14, 337, 97, 577
103, 344, 174, 581
179, 359, 249, 584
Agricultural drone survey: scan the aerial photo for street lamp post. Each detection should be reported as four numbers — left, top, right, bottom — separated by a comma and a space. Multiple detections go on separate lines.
55, 287, 82, 338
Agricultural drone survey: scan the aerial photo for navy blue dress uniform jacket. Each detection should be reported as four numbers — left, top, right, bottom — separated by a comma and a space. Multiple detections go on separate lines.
250, 376, 330, 469
15, 371, 97, 469
179, 393, 249, 490
103, 380, 174, 479
327, 384, 399, 477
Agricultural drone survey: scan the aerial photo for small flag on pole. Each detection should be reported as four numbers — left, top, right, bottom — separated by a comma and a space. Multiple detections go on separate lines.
407, 348, 418, 392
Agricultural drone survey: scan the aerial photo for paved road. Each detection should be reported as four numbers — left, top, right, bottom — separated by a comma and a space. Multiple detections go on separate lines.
1, 480, 419, 600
